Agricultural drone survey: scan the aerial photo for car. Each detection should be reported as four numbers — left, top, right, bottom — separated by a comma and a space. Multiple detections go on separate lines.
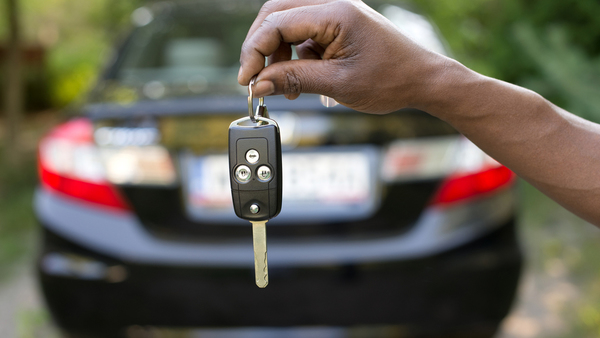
35, 1, 522, 337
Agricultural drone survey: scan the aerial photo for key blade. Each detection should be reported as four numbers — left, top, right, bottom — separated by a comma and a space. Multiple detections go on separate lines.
251, 221, 269, 288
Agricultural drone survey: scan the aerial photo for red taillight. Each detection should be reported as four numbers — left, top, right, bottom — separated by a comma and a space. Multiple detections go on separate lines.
382, 135, 516, 207
430, 165, 516, 206
39, 166, 130, 210
38, 118, 130, 212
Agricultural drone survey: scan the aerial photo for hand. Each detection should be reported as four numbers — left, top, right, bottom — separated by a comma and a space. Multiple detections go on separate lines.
238, 0, 451, 114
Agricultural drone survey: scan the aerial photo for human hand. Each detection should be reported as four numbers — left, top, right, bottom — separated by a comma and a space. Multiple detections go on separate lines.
238, 0, 451, 114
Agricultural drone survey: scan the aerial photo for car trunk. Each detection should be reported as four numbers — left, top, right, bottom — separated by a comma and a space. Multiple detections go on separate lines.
86, 94, 458, 240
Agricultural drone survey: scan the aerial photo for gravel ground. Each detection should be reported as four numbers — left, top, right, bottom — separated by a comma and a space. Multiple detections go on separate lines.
497, 267, 580, 338
0, 264, 59, 338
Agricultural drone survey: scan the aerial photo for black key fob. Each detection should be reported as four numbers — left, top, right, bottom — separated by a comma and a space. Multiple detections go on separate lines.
229, 116, 282, 221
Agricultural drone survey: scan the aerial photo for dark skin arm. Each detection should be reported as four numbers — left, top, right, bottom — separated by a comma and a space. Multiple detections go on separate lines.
238, 0, 600, 226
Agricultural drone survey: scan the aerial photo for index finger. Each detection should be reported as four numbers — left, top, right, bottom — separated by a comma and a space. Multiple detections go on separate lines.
244, 0, 333, 45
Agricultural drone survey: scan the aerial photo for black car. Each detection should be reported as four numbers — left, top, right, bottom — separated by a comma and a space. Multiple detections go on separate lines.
35, 1, 521, 337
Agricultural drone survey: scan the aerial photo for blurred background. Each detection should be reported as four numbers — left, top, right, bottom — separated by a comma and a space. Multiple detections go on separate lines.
2, 0, 600, 337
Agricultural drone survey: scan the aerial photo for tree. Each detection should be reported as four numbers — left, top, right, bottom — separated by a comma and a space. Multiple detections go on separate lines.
3, 0, 23, 166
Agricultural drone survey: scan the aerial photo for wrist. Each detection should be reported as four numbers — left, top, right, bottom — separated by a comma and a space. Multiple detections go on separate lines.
409, 55, 481, 121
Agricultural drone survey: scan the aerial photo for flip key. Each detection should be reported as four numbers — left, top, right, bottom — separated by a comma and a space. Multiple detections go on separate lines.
228, 78, 282, 288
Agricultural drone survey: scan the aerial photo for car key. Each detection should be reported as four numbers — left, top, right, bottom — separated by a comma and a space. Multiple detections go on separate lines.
229, 78, 282, 288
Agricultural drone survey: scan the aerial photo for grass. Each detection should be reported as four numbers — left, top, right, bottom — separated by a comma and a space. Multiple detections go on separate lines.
0, 112, 62, 338
0, 152, 39, 283
0, 110, 61, 282
17, 309, 59, 338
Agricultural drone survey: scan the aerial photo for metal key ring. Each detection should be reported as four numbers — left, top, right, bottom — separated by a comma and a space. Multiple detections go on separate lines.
248, 76, 267, 123
248, 76, 257, 123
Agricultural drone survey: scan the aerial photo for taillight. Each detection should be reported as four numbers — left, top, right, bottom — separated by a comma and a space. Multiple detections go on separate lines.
38, 118, 130, 211
430, 165, 515, 206
381, 135, 516, 206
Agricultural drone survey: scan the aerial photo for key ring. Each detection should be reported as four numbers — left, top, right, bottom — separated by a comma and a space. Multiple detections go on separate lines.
248, 76, 266, 123
248, 77, 256, 122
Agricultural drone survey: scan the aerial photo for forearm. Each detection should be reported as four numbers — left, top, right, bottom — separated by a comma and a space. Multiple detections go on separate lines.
426, 59, 600, 225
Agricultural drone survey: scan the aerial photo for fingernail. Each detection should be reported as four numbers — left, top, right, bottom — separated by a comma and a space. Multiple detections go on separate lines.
237, 66, 243, 83
254, 80, 275, 97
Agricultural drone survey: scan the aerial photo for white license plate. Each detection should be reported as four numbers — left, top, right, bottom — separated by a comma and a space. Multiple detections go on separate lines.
182, 147, 379, 222
282, 152, 372, 203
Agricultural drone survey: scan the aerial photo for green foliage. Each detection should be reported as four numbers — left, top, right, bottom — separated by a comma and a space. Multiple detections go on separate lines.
415, 0, 600, 121
48, 32, 107, 107
513, 24, 600, 122
416, 0, 524, 79
1, 0, 145, 107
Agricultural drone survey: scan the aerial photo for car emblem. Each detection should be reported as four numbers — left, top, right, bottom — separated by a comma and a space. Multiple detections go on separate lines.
94, 127, 161, 147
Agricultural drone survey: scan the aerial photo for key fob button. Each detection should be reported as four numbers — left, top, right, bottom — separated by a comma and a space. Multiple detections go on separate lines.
249, 204, 260, 214
245, 149, 260, 164
235, 165, 252, 183
257, 165, 272, 182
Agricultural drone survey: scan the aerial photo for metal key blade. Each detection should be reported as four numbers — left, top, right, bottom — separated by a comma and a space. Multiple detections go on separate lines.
251, 220, 268, 288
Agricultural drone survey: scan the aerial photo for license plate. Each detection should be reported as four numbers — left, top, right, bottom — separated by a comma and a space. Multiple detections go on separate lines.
181, 146, 379, 223
283, 152, 372, 203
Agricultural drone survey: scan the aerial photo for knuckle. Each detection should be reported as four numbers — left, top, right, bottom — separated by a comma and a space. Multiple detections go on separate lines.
240, 40, 250, 55
263, 11, 281, 26
258, 2, 286, 31
239, 42, 252, 62
332, 0, 353, 11
332, 0, 362, 19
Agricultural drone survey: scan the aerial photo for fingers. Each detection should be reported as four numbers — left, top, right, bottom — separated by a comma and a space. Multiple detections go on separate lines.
268, 42, 296, 100
269, 39, 324, 66
282, 40, 325, 100
239, 2, 350, 85
296, 39, 325, 60
268, 41, 293, 67
240, 0, 334, 86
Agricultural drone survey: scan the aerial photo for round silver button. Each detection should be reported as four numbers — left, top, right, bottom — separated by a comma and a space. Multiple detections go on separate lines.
249, 204, 260, 214
256, 165, 272, 182
234, 165, 251, 183
245, 149, 259, 164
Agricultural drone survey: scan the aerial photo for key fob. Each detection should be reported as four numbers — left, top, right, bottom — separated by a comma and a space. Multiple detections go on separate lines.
229, 116, 282, 221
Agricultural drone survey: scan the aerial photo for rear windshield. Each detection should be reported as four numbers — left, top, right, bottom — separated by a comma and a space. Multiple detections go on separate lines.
107, 3, 260, 99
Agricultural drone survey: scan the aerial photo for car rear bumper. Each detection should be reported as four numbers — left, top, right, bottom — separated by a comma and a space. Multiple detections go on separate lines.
39, 218, 521, 335
35, 186, 516, 267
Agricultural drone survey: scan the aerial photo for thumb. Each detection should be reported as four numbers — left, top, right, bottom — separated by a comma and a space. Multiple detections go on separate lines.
253, 58, 344, 99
